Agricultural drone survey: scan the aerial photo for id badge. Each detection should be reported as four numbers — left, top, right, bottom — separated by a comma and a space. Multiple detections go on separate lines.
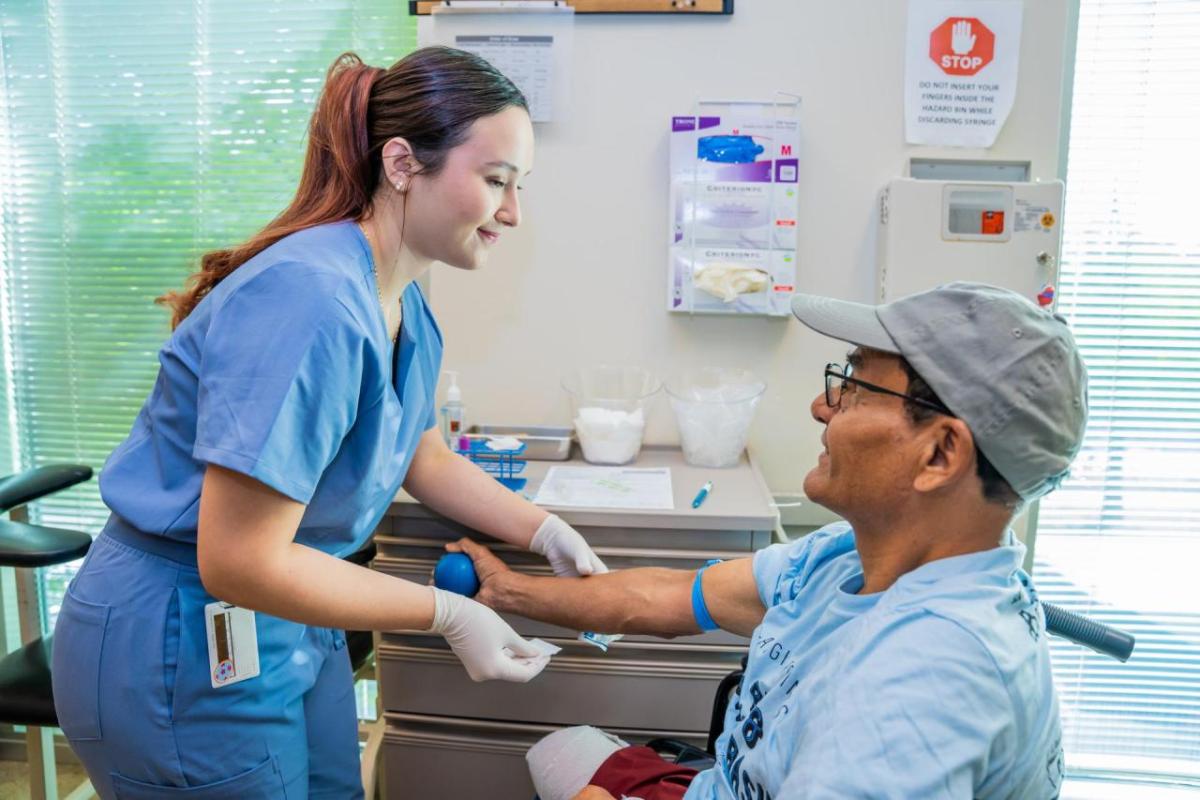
204, 601, 260, 689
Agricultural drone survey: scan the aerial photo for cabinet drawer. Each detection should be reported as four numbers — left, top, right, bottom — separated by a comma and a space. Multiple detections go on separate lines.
377, 635, 745, 731
381, 712, 706, 800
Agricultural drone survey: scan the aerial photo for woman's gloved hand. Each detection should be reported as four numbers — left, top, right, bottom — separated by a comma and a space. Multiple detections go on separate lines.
429, 587, 549, 683
530, 514, 609, 577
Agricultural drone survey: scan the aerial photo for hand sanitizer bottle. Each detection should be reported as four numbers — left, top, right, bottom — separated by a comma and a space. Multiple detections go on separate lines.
440, 371, 465, 448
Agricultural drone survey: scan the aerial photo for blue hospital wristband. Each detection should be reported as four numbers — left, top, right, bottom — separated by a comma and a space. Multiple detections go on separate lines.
691, 559, 723, 632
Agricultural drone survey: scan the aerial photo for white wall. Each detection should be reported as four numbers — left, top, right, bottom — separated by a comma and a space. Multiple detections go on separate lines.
427, 1, 1072, 504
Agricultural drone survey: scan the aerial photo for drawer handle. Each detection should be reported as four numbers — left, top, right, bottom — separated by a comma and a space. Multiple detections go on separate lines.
382, 711, 704, 743
373, 540, 751, 561
378, 643, 738, 680
381, 633, 748, 655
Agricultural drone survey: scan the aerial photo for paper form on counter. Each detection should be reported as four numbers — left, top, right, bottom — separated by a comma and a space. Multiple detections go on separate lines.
533, 466, 674, 510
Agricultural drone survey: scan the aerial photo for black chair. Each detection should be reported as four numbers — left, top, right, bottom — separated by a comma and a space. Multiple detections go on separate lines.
645, 654, 747, 769
648, 602, 1136, 771
342, 539, 385, 798
343, 540, 379, 678
0, 464, 95, 800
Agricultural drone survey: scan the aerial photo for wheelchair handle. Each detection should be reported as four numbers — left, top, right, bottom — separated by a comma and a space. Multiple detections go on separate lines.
1043, 602, 1135, 662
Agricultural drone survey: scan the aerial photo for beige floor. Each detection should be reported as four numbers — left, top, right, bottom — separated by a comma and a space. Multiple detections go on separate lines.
0, 759, 91, 800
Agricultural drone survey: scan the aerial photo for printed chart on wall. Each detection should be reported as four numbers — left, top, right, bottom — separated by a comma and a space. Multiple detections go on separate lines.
455, 34, 555, 121
418, 7, 574, 123
668, 109, 800, 316
904, 0, 1023, 148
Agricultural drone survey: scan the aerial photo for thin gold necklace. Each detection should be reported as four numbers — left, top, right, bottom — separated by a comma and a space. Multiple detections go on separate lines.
358, 221, 399, 342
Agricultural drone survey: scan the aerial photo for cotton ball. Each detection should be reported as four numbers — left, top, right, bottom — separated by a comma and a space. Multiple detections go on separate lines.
575, 407, 645, 464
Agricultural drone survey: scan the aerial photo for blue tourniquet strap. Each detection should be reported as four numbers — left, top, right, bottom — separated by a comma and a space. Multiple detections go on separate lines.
691, 559, 723, 632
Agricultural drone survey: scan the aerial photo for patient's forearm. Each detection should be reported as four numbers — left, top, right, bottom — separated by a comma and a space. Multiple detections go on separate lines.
485, 568, 700, 637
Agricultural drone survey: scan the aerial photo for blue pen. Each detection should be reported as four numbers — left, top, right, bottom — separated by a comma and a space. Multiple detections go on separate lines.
691, 480, 713, 509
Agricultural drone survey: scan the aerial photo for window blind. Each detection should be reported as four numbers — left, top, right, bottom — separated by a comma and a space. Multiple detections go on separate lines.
1035, 0, 1200, 784
0, 0, 417, 628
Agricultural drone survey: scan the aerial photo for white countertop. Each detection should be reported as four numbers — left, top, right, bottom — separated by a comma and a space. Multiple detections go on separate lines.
390, 445, 779, 532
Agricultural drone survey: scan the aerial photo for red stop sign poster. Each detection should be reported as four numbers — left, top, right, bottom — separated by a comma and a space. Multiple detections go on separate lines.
929, 17, 995, 76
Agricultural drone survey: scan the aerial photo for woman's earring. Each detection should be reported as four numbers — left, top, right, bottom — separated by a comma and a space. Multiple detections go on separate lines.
395, 180, 406, 192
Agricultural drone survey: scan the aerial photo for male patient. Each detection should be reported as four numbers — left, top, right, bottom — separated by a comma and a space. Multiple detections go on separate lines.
455, 282, 1086, 799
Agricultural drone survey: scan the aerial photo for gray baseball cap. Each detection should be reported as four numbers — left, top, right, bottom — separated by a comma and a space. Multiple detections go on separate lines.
790, 281, 1088, 501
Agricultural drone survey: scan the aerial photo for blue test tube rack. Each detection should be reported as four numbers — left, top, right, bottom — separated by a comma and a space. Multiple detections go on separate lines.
455, 437, 528, 492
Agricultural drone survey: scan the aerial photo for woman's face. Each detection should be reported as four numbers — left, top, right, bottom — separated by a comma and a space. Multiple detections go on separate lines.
402, 106, 534, 271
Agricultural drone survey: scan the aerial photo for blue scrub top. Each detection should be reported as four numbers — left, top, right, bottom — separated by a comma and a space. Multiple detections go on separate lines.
685, 523, 1063, 799
99, 220, 443, 557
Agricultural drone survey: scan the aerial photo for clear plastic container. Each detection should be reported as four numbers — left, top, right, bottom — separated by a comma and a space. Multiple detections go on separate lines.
666, 367, 766, 468
562, 366, 661, 465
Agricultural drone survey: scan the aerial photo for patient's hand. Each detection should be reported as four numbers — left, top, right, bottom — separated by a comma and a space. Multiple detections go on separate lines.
447, 537, 518, 612
571, 787, 617, 800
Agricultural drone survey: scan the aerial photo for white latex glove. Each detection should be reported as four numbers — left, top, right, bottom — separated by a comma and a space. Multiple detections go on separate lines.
429, 588, 549, 683
530, 515, 609, 577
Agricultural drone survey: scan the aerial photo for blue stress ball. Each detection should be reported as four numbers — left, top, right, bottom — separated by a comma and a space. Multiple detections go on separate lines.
433, 552, 480, 598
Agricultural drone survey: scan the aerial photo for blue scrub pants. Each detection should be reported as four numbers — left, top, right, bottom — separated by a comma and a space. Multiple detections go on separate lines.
51, 520, 364, 799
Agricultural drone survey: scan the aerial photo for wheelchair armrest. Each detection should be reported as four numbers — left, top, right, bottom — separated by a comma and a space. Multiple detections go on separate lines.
0, 464, 93, 513
639, 655, 747, 769
645, 738, 715, 770
706, 655, 747, 755
706, 669, 744, 754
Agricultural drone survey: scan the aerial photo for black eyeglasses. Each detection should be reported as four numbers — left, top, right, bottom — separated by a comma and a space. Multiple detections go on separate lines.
824, 362, 955, 417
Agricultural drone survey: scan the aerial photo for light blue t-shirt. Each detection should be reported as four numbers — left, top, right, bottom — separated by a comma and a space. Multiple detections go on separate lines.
685, 523, 1064, 800
99, 220, 443, 557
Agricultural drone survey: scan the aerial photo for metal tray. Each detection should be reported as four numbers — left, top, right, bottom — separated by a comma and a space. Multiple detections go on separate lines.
463, 425, 573, 461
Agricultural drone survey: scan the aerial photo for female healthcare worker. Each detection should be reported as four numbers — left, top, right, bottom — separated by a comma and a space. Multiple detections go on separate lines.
50, 47, 605, 799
